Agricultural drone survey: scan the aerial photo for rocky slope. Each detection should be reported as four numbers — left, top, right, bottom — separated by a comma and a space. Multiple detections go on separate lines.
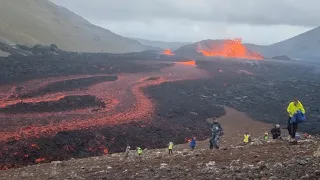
0, 138, 319, 180
0, 0, 148, 53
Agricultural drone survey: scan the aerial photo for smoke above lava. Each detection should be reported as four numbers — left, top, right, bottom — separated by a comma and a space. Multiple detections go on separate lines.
162, 49, 175, 55
197, 38, 263, 60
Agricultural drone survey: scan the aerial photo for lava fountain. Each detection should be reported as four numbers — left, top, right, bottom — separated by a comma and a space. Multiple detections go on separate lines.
197, 38, 263, 60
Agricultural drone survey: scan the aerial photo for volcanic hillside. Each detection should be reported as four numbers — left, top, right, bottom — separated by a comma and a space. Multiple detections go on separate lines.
246, 26, 320, 61
0, 0, 149, 53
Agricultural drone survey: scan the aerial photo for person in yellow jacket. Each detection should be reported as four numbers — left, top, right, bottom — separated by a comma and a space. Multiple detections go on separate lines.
243, 132, 251, 144
136, 147, 143, 155
168, 142, 174, 154
287, 99, 305, 139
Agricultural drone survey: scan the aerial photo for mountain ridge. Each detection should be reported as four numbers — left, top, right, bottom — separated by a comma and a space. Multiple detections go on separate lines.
0, 0, 149, 53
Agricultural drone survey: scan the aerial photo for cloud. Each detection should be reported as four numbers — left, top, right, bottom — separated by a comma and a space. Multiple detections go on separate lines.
50, 0, 317, 44
51, 0, 319, 26
94, 20, 310, 45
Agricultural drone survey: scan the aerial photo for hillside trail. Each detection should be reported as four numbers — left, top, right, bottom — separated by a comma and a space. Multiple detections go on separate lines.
175, 107, 273, 150
0, 107, 319, 180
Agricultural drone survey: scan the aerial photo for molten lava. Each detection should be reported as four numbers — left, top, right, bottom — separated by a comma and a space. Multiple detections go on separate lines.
197, 38, 263, 60
176, 60, 196, 66
162, 49, 174, 56
0, 62, 210, 170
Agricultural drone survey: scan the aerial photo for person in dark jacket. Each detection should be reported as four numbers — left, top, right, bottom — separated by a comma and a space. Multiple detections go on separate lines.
210, 119, 223, 149
271, 124, 281, 139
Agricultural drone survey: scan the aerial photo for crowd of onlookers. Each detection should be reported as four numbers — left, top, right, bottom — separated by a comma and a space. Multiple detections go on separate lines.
127, 99, 308, 156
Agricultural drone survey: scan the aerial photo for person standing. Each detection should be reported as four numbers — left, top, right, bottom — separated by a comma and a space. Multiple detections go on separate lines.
210, 119, 223, 149
287, 99, 305, 139
263, 132, 269, 141
124, 145, 131, 158
168, 142, 174, 154
190, 137, 196, 151
243, 132, 251, 144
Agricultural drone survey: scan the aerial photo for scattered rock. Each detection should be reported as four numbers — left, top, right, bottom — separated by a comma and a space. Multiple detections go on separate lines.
182, 149, 189, 155
296, 159, 307, 166
273, 163, 283, 168
160, 163, 168, 169
205, 161, 216, 167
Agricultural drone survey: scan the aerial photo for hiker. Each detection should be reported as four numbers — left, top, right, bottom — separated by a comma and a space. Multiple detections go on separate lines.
243, 132, 251, 144
210, 119, 223, 149
136, 147, 143, 156
168, 142, 174, 154
125, 145, 131, 158
271, 124, 281, 139
287, 99, 305, 139
263, 132, 269, 141
190, 137, 196, 151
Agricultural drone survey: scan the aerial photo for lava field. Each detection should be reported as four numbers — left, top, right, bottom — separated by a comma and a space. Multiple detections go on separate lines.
0, 52, 319, 170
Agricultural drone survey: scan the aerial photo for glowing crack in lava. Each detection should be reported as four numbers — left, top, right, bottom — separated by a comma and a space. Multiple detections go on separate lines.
197, 38, 263, 60
162, 49, 175, 55
176, 60, 196, 66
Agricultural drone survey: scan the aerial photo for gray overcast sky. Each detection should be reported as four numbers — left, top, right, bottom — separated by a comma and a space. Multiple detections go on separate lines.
50, 0, 318, 45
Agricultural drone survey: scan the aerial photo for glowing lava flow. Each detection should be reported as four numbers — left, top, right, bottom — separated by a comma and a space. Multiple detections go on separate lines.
176, 60, 196, 66
162, 49, 175, 55
197, 38, 263, 60
0, 62, 208, 142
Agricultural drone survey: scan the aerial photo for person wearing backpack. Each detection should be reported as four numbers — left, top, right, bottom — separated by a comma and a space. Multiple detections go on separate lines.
210, 119, 223, 149
287, 99, 305, 139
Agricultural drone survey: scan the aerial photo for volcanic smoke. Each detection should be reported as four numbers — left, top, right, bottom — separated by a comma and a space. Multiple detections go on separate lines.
197, 38, 263, 60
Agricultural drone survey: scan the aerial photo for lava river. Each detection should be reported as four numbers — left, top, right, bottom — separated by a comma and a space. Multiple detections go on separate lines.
0, 60, 207, 143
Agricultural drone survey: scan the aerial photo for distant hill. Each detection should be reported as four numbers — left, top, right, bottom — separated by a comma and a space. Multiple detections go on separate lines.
246, 27, 320, 61
133, 38, 191, 50
270, 55, 292, 61
0, 0, 149, 53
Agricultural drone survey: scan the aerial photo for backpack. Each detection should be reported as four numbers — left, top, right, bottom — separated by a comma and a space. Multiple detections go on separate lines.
290, 111, 306, 124
211, 124, 221, 135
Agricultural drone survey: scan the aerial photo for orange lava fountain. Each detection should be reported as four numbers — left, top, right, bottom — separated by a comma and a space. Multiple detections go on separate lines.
162, 49, 175, 55
197, 38, 263, 60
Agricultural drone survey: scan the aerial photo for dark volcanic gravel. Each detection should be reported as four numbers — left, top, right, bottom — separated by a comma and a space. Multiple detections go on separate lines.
145, 59, 320, 134
0, 53, 173, 84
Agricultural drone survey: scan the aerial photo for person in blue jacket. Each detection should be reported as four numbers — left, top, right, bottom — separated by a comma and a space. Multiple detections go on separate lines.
190, 137, 196, 150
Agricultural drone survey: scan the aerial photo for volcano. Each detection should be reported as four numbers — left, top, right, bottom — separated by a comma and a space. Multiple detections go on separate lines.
174, 39, 263, 60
